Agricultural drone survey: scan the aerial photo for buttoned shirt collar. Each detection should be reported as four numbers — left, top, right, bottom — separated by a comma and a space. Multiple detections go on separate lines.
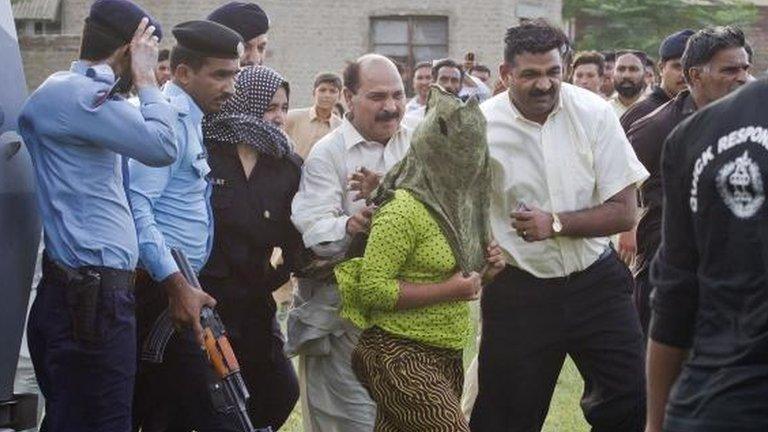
340, 116, 405, 150
71, 60, 115, 85
484, 83, 649, 278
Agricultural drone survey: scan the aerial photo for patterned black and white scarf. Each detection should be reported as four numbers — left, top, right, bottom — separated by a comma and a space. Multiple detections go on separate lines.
203, 65, 292, 158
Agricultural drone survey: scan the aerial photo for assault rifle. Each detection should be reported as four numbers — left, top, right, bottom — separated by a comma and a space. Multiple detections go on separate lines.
141, 248, 272, 432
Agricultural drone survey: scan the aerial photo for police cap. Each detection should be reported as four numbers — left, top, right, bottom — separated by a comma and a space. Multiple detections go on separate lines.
659, 29, 695, 62
172, 20, 245, 59
89, 0, 163, 42
207, 2, 269, 42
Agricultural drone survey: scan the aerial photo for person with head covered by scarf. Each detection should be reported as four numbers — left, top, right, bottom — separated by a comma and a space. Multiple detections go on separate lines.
334, 86, 505, 432
199, 65, 302, 430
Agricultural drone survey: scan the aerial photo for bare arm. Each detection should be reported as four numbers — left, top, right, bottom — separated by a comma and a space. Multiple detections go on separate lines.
559, 184, 637, 237
645, 340, 688, 432
511, 185, 637, 242
396, 242, 503, 310
395, 272, 481, 310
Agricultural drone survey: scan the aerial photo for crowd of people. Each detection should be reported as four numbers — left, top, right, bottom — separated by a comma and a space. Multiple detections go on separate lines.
14, 0, 768, 431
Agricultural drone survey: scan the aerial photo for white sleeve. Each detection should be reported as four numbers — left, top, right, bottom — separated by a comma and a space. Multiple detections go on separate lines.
291, 144, 351, 257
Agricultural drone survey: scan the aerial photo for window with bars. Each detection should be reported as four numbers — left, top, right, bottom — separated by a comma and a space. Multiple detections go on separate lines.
370, 15, 449, 91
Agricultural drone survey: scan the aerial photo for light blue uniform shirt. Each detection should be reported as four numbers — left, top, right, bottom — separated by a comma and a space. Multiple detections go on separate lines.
18, 61, 177, 270
128, 82, 213, 281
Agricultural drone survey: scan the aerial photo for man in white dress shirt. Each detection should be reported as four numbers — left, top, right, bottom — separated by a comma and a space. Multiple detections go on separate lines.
287, 54, 411, 432
470, 20, 649, 432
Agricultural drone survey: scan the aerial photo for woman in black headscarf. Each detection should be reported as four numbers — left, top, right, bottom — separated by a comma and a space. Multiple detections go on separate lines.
201, 65, 301, 430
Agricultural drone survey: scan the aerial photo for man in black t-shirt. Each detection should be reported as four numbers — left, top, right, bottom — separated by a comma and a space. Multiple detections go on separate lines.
646, 78, 768, 432
627, 26, 751, 336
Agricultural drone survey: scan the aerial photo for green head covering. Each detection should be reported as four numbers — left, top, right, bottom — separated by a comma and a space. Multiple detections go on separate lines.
371, 86, 492, 273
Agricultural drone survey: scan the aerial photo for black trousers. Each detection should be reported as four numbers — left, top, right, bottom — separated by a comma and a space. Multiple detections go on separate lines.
470, 251, 646, 432
200, 274, 299, 430
633, 267, 652, 339
132, 275, 239, 432
132, 274, 299, 431
28, 257, 136, 432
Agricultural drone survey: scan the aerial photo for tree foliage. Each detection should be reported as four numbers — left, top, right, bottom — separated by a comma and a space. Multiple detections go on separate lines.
564, 0, 758, 55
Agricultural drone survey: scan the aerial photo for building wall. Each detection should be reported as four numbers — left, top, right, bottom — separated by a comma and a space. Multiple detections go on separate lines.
18, 0, 562, 105
745, 7, 768, 74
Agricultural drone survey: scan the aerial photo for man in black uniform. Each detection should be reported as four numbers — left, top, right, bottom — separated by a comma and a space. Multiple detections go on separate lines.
627, 26, 750, 336
620, 29, 694, 132
646, 76, 768, 432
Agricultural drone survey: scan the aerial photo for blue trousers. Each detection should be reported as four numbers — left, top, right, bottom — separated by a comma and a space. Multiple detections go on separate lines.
27, 276, 136, 432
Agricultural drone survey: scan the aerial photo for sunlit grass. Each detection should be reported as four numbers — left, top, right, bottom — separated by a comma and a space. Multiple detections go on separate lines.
276, 302, 589, 431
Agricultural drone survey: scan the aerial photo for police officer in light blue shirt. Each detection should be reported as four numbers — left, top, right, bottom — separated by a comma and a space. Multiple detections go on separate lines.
17, 1, 174, 431
129, 20, 246, 431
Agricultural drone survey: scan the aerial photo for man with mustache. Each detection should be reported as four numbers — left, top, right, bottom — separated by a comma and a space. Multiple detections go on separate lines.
471, 20, 649, 431
609, 50, 648, 117
128, 20, 244, 431
615, 30, 696, 271
621, 30, 695, 132
287, 54, 411, 432
625, 26, 751, 339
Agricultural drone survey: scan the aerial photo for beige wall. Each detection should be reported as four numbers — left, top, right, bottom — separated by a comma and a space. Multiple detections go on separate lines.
19, 0, 562, 105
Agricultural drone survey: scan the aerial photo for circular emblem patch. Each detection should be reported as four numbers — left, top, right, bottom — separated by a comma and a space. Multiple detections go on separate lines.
716, 150, 765, 219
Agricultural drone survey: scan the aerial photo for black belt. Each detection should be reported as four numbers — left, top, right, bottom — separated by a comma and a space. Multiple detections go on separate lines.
42, 252, 135, 290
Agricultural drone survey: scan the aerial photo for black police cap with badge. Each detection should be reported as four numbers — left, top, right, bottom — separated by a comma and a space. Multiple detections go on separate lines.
172, 20, 245, 59
659, 29, 695, 62
207, 2, 269, 42
88, 0, 163, 42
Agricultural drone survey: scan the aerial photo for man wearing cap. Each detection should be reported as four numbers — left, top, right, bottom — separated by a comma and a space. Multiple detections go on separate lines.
128, 20, 244, 431
625, 26, 751, 338
615, 31, 695, 294
18, 0, 175, 430
208, 1, 270, 66
620, 30, 695, 131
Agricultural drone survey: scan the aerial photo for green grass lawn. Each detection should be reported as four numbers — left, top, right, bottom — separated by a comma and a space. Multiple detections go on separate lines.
279, 356, 588, 432
277, 302, 590, 431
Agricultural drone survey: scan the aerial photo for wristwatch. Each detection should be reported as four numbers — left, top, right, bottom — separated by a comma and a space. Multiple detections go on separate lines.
551, 212, 563, 235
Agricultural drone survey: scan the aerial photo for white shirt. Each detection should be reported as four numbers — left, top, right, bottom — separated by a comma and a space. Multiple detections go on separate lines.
483, 83, 649, 278
401, 105, 425, 130
459, 74, 492, 102
405, 97, 425, 113
291, 117, 412, 258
